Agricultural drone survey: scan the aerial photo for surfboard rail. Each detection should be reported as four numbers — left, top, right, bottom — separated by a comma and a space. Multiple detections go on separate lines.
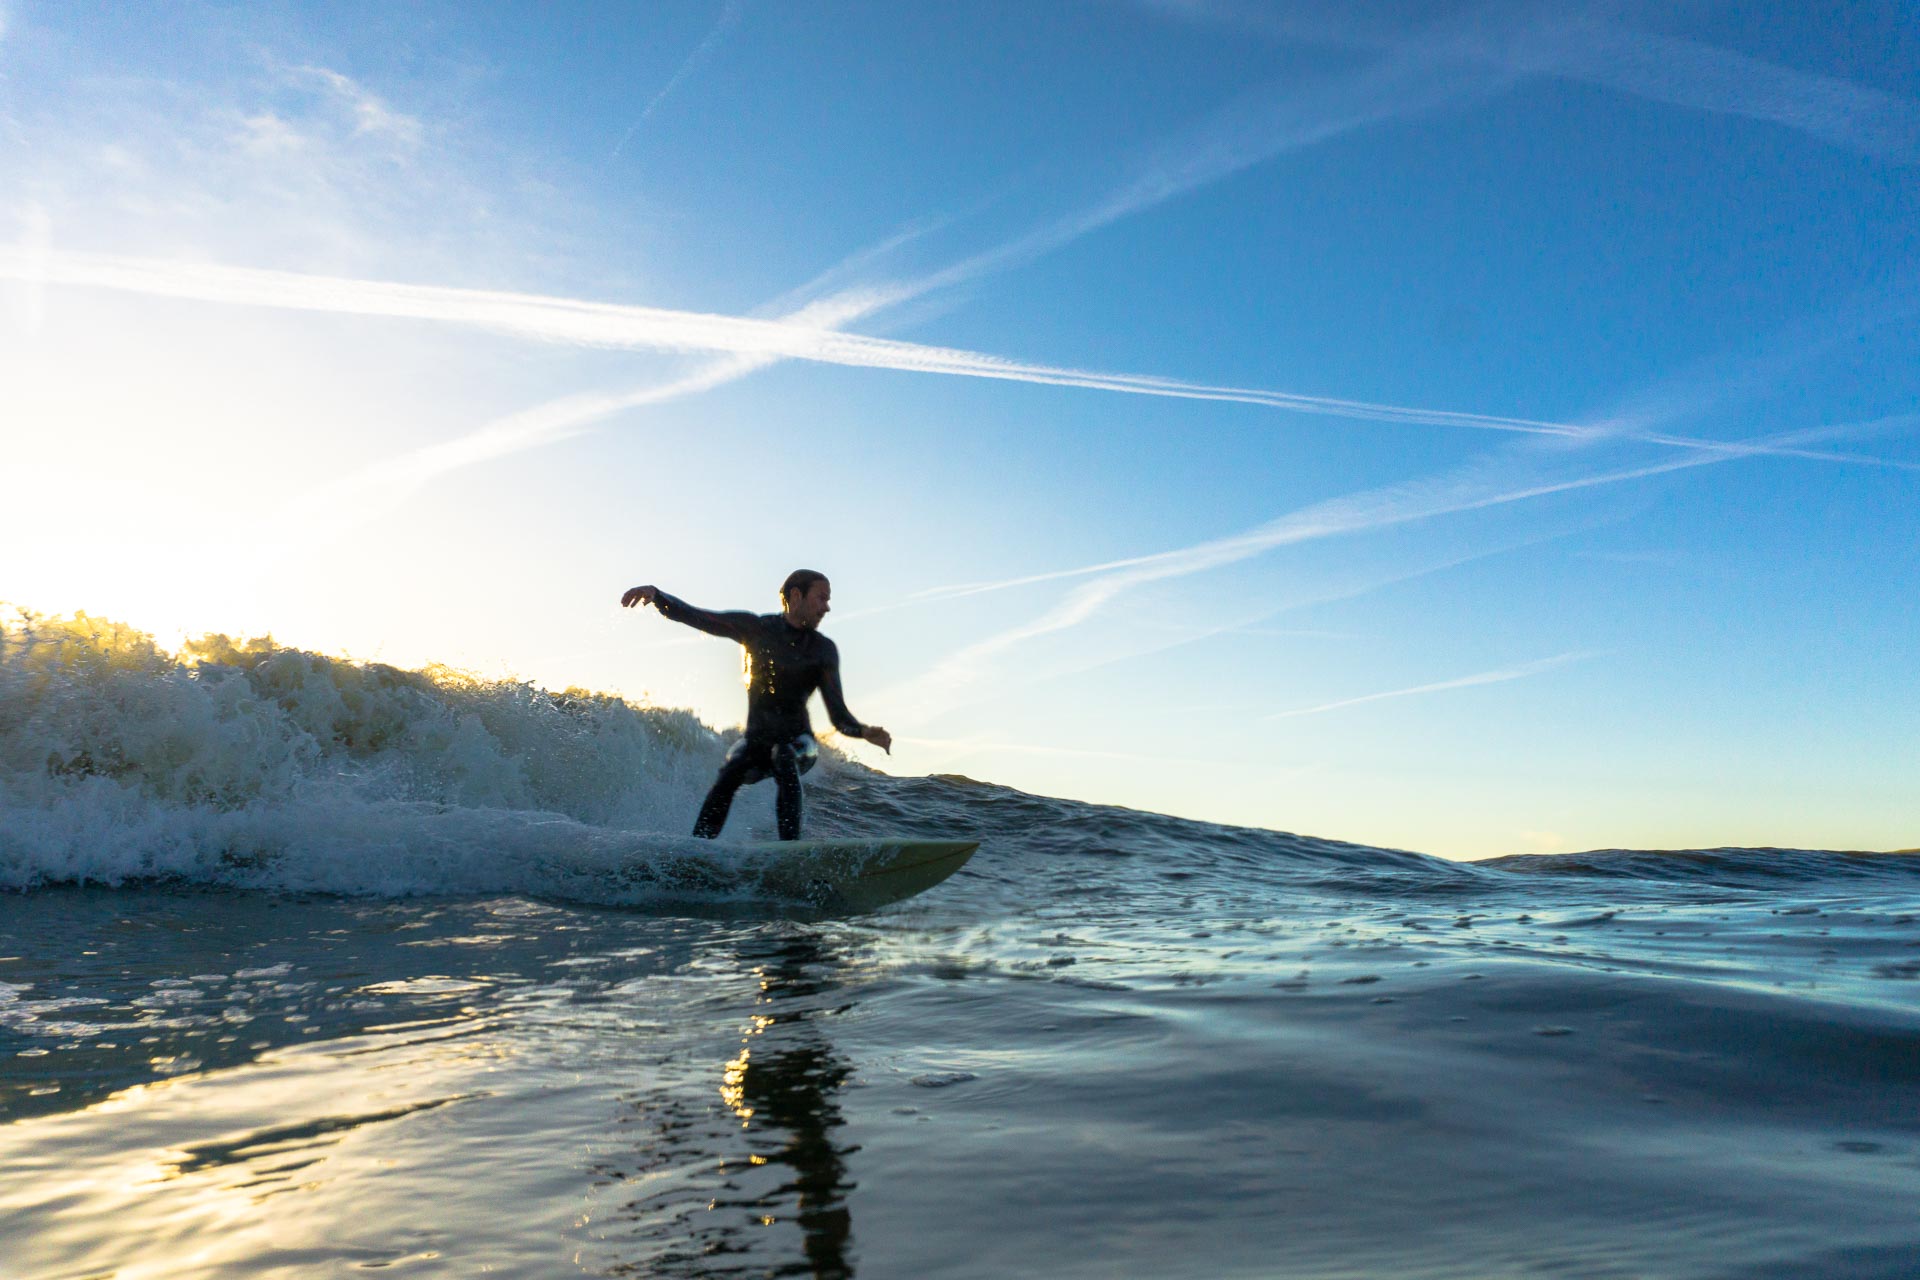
729, 837, 979, 912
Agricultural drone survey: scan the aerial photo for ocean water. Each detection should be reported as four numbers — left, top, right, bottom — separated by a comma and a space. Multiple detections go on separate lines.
3, 612, 1918, 1279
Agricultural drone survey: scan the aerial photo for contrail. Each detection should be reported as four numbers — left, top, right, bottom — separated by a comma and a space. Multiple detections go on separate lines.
905, 411, 1920, 611
1265, 650, 1587, 720
610, 0, 746, 159
302, 34, 1513, 520
1512, 15, 1920, 164
900, 35, 1512, 298
1577, 271, 1920, 442
0, 245, 1590, 435
274, 286, 898, 528
268, 6, 1916, 514
10, 12, 1906, 528
13, 245, 1915, 475
864, 533, 1572, 721
880, 414, 1900, 719
887, 455, 1673, 708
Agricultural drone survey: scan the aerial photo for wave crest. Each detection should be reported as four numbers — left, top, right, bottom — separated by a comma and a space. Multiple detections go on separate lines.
0, 607, 741, 891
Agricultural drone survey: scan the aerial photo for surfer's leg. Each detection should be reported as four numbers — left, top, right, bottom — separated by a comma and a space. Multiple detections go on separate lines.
770, 741, 804, 841
692, 742, 761, 838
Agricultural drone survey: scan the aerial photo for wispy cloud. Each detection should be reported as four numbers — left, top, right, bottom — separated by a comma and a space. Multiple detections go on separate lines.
284, 64, 425, 147
1265, 650, 1587, 719
220, 63, 427, 168
0, 45, 521, 296
611, 0, 746, 159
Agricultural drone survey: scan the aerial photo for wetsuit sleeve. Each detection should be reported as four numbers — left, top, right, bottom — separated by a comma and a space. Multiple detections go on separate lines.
816, 640, 866, 738
652, 592, 757, 643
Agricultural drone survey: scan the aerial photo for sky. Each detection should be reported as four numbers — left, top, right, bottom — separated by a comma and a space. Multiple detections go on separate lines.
1, 0, 1915, 858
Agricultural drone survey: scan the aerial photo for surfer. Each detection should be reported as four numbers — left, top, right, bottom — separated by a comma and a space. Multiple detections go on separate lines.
620, 570, 891, 841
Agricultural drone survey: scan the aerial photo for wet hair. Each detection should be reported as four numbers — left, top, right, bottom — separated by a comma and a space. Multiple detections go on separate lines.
780, 569, 829, 607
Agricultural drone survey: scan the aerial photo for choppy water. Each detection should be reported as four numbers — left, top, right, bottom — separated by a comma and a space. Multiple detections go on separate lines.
4, 611, 1919, 1278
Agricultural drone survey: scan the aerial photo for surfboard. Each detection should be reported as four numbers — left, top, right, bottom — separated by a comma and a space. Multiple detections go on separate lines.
734, 838, 979, 913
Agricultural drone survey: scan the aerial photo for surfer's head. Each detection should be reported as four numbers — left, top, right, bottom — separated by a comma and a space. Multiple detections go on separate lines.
780, 570, 831, 629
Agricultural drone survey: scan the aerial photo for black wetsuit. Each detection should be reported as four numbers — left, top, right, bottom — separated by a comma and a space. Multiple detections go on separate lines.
653, 592, 867, 840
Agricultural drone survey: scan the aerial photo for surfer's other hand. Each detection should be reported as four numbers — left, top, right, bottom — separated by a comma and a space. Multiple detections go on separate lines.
621, 584, 658, 609
864, 725, 892, 754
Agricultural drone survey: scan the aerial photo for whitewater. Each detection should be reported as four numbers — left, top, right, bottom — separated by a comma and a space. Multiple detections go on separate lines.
2, 609, 1917, 1278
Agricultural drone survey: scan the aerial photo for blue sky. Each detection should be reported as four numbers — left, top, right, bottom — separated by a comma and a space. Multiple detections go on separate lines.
2, 0, 1915, 857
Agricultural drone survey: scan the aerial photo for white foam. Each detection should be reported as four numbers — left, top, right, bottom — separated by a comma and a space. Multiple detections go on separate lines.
0, 608, 834, 900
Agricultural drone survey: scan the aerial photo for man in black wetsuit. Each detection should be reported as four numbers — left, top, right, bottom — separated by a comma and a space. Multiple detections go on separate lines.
620, 570, 891, 841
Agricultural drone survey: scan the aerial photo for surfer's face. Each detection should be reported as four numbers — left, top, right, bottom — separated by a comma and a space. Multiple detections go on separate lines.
785, 580, 831, 629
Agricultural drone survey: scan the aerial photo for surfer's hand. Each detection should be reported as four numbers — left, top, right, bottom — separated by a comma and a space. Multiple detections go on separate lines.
621, 585, 658, 609
863, 725, 892, 754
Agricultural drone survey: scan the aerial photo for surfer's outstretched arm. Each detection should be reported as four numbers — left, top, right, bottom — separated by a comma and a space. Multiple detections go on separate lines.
620, 585, 756, 642
818, 649, 891, 754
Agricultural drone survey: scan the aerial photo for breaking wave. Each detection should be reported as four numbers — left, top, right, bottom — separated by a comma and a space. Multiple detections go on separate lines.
2, 608, 1913, 902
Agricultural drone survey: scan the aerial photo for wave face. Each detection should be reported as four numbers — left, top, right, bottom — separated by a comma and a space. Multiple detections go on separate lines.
3, 609, 1917, 904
